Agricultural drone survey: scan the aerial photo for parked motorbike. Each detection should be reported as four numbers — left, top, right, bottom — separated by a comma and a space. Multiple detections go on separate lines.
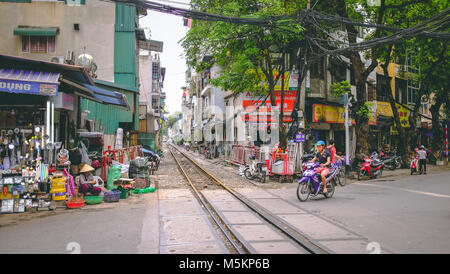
142, 148, 160, 172
184, 143, 191, 151
297, 162, 337, 202
379, 150, 402, 170
244, 155, 267, 183
204, 146, 211, 159
410, 156, 419, 175
357, 152, 384, 180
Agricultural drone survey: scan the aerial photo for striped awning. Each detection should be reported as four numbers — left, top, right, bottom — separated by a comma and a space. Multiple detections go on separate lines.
0, 68, 60, 96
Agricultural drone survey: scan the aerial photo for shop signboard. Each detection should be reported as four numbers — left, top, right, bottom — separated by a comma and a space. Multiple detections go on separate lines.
313, 104, 346, 123
50, 92, 74, 111
376, 101, 409, 128
0, 79, 58, 96
242, 90, 297, 122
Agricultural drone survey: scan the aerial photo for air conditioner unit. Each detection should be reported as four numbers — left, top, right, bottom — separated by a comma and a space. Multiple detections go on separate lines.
65, 50, 74, 64
50, 56, 65, 64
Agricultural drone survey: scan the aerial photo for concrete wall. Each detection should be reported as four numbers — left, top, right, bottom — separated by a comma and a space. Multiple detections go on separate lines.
0, 0, 115, 81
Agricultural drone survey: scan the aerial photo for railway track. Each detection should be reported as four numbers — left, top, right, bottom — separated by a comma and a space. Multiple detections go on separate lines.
168, 144, 330, 254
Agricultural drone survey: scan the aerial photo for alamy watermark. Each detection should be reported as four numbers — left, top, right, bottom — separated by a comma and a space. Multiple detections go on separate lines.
66, 242, 81, 254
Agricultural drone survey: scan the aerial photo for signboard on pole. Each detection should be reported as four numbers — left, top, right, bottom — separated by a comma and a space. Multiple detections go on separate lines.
295, 133, 305, 143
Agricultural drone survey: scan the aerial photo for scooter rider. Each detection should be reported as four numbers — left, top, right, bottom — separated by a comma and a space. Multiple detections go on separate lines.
310, 140, 332, 194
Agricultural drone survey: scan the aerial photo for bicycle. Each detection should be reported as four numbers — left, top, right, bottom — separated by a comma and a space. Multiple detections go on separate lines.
334, 159, 346, 187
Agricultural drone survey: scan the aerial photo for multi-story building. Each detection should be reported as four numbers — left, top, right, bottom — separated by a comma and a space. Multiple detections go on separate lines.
371, 49, 434, 151
139, 46, 166, 151
0, 0, 148, 149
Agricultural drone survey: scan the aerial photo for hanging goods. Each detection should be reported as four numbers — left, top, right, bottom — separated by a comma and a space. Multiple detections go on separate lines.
57, 149, 70, 165
64, 168, 76, 197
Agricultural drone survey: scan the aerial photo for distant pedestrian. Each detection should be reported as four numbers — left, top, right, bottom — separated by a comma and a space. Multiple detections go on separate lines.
327, 139, 344, 164
418, 145, 427, 175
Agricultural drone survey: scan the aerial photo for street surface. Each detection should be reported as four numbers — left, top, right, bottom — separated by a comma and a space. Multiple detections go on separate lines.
0, 148, 449, 254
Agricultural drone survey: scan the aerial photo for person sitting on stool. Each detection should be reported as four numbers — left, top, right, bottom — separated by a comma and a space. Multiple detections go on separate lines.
78, 164, 102, 196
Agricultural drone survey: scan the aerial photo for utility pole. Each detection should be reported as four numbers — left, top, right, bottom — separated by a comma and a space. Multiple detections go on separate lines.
344, 93, 350, 183
295, 0, 310, 172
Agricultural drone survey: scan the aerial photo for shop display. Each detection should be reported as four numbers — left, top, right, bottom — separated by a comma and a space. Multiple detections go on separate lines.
0, 108, 151, 215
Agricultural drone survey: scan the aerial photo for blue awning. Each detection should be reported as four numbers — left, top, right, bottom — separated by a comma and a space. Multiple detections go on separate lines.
79, 82, 130, 110
0, 68, 60, 96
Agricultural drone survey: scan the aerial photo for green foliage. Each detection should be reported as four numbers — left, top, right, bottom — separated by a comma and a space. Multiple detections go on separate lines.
331, 81, 351, 98
182, 0, 305, 97
357, 103, 370, 119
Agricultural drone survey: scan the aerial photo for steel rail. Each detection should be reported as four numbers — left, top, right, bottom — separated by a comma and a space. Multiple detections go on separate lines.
169, 144, 331, 254
168, 147, 249, 254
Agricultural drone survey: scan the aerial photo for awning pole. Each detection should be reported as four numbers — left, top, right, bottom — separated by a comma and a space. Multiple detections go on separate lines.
46, 100, 50, 145
51, 101, 55, 143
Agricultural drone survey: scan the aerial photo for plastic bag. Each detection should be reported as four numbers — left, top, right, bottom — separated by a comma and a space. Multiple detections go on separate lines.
106, 165, 122, 190
80, 142, 91, 165
111, 160, 129, 174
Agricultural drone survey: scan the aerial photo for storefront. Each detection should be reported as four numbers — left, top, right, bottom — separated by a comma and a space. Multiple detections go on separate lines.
0, 54, 129, 214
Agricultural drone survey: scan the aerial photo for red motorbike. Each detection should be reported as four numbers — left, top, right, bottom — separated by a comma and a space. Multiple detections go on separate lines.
410, 156, 419, 175
358, 152, 384, 180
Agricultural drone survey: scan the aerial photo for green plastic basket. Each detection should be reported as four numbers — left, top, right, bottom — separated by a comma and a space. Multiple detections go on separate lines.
120, 190, 129, 199
84, 195, 104, 205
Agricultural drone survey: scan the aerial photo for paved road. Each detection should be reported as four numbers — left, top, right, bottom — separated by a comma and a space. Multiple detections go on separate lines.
266, 171, 450, 253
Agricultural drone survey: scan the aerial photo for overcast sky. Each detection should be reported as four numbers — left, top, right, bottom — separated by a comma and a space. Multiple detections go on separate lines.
139, 0, 191, 116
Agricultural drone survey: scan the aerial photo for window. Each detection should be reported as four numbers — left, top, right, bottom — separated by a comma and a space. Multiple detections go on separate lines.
329, 59, 347, 84
395, 78, 407, 104
22, 36, 55, 53
407, 54, 419, 74
376, 74, 391, 101
310, 57, 324, 79
152, 62, 160, 80
407, 79, 419, 104
422, 102, 430, 116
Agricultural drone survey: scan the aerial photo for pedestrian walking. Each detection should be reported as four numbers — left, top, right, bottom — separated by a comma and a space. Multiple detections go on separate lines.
418, 145, 427, 175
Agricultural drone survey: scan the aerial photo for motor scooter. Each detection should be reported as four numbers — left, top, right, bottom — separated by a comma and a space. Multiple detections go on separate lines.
379, 150, 402, 170
410, 156, 419, 175
244, 155, 267, 183
297, 162, 338, 202
357, 152, 384, 180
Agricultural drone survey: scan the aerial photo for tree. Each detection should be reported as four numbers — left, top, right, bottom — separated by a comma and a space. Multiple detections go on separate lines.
161, 111, 182, 137
182, 0, 305, 150
373, 0, 449, 163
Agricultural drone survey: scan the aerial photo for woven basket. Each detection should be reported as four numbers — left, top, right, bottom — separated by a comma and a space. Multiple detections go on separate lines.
104, 190, 121, 202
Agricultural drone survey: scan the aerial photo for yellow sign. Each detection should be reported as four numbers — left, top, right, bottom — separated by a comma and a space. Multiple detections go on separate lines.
252, 69, 291, 91
375, 101, 409, 128
313, 104, 345, 123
